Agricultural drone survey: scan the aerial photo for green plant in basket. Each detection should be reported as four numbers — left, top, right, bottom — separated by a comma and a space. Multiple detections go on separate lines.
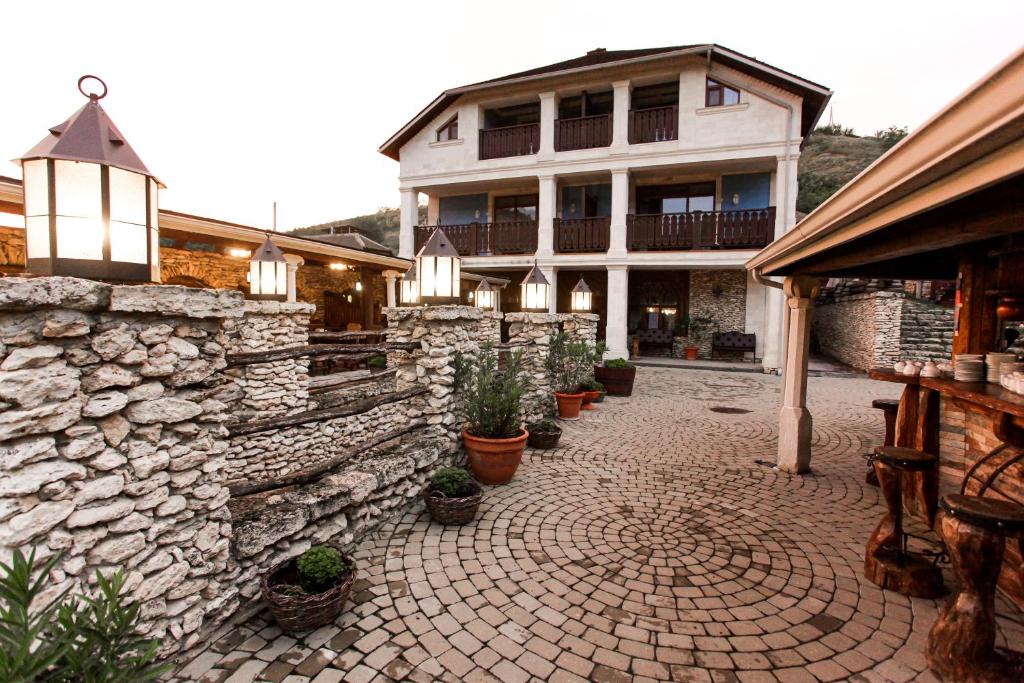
603, 358, 633, 369
367, 355, 387, 368
296, 547, 349, 594
430, 467, 476, 498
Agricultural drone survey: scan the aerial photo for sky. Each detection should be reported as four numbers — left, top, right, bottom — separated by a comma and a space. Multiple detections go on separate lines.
3, 1, 1022, 231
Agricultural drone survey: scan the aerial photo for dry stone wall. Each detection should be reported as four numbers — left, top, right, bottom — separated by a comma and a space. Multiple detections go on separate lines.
674, 270, 748, 358
506, 312, 559, 424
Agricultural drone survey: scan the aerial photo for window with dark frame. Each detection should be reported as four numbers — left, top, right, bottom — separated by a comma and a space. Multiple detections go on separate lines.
705, 79, 740, 108
494, 194, 538, 223
436, 115, 458, 142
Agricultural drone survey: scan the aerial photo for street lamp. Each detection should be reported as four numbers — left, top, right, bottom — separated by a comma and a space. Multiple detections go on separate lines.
415, 228, 460, 304
249, 234, 287, 301
18, 75, 162, 282
400, 262, 418, 305
474, 279, 495, 310
520, 263, 550, 312
570, 276, 593, 312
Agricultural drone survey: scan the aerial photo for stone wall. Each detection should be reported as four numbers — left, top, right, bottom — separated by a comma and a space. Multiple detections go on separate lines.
0, 277, 241, 654
160, 247, 247, 291
561, 312, 600, 347
899, 296, 955, 361
674, 270, 747, 359
506, 312, 559, 424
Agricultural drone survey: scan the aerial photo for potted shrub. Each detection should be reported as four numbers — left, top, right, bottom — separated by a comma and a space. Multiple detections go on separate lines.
262, 546, 355, 633
681, 316, 715, 360
453, 344, 531, 484
595, 357, 636, 396
423, 467, 482, 525
527, 417, 562, 449
545, 332, 593, 420
579, 378, 603, 410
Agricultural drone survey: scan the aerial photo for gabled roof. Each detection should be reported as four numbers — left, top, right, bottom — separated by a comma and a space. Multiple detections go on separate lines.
305, 230, 394, 256
378, 44, 832, 160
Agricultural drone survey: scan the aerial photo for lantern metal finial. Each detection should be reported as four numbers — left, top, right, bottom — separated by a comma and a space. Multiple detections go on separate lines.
78, 75, 108, 101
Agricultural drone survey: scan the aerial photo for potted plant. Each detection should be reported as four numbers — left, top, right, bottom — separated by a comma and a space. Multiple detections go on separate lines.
423, 467, 482, 525
579, 378, 603, 410
681, 316, 715, 360
262, 546, 355, 633
593, 381, 607, 403
594, 357, 637, 396
546, 332, 593, 420
526, 417, 562, 449
453, 344, 531, 484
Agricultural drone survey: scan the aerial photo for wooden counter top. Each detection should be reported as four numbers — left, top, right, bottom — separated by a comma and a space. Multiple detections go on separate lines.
869, 368, 1024, 418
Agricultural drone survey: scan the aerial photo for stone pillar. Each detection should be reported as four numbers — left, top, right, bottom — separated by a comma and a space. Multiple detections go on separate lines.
399, 188, 418, 259
538, 92, 556, 159
537, 174, 557, 258
605, 265, 629, 359
284, 254, 303, 303
505, 312, 560, 423
560, 313, 599, 347
382, 270, 400, 308
777, 276, 821, 474
611, 80, 631, 152
609, 169, 630, 258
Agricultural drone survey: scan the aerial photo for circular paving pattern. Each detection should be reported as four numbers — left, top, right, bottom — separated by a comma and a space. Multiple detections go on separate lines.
174, 367, 1024, 683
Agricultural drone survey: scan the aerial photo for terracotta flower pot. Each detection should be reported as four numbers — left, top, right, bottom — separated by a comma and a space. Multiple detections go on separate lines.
594, 365, 636, 397
581, 390, 600, 410
462, 427, 528, 485
554, 392, 585, 420
684, 346, 699, 360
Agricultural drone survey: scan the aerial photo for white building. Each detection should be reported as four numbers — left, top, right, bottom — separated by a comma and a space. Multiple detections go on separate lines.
379, 45, 831, 370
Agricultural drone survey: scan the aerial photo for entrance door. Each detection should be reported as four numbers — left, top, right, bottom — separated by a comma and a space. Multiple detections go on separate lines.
324, 289, 362, 330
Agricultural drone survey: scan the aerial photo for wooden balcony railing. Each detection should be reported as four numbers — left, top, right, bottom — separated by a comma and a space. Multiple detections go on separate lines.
628, 106, 678, 144
414, 222, 538, 256
627, 207, 775, 251
555, 114, 612, 152
478, 123, 540, 160
555, 217, 611, 253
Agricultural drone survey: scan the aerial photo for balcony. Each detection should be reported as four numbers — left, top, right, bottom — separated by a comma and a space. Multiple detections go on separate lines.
478, 123, 540, 160
414, 222, 538, 256
628, 106, 678, 144
555, 114, 612, 152
627, 207, 775, 251
555, 217, 610, 253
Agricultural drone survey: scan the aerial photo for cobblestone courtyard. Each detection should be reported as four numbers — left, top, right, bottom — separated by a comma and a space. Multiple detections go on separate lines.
173, 368, 1023, 683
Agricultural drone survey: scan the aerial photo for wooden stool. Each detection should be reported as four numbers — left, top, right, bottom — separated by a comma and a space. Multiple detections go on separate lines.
927, 495, 1024, 683
867, 398, 900, 486
864, 446, 945, 598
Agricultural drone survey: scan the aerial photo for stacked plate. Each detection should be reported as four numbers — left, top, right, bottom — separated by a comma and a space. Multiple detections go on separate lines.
954, 354, 984, 382
986, 353, 1018, 383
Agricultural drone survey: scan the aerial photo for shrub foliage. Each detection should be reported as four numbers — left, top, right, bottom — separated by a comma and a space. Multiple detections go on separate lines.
430, 467, 476, 498
453, 343, 530, 439
296, 547, 349, 594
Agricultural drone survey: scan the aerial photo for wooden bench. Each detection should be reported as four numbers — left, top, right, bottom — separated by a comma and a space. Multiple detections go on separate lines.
711, 331, 756, 360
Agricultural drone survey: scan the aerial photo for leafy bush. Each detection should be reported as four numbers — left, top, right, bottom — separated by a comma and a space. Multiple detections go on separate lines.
874, 125, 908, 149
603, 358, 633, 369
430, 467, 476, 498
814, 122, 856, 137
681, 316, 716, 343
0, 549, 171, 683
527, 417, 561, 434
453, 343, 530, 439
367, 355, 387, 368
296, 547, 348, 594
545, 332, 599, 394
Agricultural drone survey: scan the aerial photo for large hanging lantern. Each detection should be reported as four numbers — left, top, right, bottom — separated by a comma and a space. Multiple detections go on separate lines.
400, 262, 419, 305
18, 76, 162, 282
474, 279, 495, 310
415, 228, 460, 304
520, 263, 550, 312
570, 276, 593, 312
249, 234, 287, 301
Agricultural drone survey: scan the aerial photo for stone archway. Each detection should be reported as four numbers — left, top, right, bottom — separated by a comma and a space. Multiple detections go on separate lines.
161, 261, 215, 289
165, 274, 212, 289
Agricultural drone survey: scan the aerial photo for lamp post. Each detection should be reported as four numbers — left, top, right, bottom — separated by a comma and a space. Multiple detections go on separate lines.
17, 75, 162, 282
520, 263, 550, 312
570, 276, 593, 312
249, 234, 287, 301
415, 228, 460, 305
474, 279, 495, 310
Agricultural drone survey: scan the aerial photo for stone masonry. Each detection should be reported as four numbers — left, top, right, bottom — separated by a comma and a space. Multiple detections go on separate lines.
506, 312, 560, 424
673, 270, 747, 359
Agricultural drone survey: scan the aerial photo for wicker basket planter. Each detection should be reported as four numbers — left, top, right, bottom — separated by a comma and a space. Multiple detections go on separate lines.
423, 481, 483, 525
527, 426, 562, 449
261, 551, 356, 633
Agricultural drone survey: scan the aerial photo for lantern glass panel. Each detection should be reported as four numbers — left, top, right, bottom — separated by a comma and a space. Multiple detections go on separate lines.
150, 228, 160, 281
401, 278, 418, 304
419, 256, 436, 297
148, 178, 159, 228
522, 282, 547, 311
23, 160, 48, 217
435, 256, 452, 298
109, 167, 146, 225
276, 261, 287, 294
54, 160, 102, 260
110, 222, 147, 263
476, 289, 493, 309
26, 216, 50, 259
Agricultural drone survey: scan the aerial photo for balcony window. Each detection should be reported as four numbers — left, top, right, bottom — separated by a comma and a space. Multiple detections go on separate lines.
637, 182, 716, 214
561, 185, 611, 219
495, 194, 537, 223
558, 91, 612, 119
436, 115, 458, 142
706, 79, 740, 107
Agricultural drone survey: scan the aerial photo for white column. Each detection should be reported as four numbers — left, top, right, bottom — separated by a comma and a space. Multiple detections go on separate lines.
537, 174, 556, 258
284, 254, 303, 303
540, 266, 557, 313
611, 80, 631, 152
539, 91, 556, 159
608, 169, 629, 258
399, 188, 418, 259
777, 276, 820, 474
605, 265, 629, 358
382, 270, 400, 307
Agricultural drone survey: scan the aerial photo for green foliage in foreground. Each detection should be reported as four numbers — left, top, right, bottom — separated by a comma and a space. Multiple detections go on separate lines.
296, 547, 349, 594
603, 358, 633, 369
453, 343, 530, 439
430, 467, 476, 498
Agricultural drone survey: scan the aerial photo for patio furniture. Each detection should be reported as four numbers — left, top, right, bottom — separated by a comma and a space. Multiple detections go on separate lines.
864, 445, 945, 598
711, 331, 756, 360
927, 494, 1024, 682
866, 398, 900, 486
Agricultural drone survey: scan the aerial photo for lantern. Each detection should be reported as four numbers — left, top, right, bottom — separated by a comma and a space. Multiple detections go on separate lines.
520, 263, 550, 312
475, 279, 495, 310
18, 76, 162, 282
415, 228, 460, 304
570, 276, 593, 312
249, 234, 287, 301
400, 262, 419, 305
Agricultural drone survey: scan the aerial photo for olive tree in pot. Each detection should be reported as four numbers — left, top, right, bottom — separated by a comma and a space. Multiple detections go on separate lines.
262, 545, 356, 633
681, 315, 716, 360
545, 332, 594, 420
453, 343, 531, 484
423, 466, 483, 525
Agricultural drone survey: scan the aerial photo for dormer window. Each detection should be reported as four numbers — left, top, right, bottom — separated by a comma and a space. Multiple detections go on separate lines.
436, 115, 458, 142
706, 79, 740, 107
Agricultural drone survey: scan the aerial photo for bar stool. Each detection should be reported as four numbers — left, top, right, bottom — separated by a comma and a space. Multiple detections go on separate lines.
864, 446, 945, 598
926, 494, 1024, 683
866, 398, 900, 486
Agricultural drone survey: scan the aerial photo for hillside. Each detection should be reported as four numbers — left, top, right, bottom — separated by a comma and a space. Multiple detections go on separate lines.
290, 206, 425, 253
